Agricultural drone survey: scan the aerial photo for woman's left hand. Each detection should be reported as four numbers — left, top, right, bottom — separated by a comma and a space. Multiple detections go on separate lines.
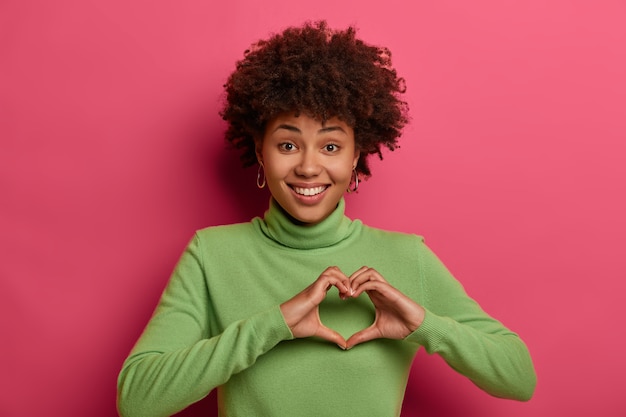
345, 267, 426, 350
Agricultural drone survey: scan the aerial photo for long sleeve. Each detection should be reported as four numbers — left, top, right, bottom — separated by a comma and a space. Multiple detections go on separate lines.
406, 241, 537, 401
116, 234, 293, 417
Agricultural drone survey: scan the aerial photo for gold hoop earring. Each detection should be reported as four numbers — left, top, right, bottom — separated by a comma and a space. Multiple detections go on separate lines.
347, 168, 359, 193
257, 163, 266, 189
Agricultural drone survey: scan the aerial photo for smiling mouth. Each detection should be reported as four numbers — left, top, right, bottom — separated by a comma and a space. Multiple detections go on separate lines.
291, 185, 328, 196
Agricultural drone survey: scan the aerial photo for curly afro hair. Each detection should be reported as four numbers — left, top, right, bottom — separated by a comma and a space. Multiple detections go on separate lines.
220, 20, 409, 178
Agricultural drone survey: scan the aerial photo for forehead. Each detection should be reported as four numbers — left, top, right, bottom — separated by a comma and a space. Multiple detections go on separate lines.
265, 112, 352, 133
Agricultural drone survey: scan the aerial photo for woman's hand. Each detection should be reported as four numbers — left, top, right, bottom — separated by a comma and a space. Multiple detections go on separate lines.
346, 267, 425, 350
280, 266, 352, 349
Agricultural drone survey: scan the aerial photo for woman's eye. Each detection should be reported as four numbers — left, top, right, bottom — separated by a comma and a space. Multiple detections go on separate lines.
325, 144, 339, 152
279, 143, 295, 151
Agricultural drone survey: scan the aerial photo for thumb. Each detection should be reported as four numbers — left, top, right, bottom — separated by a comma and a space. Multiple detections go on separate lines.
345, 325, 381, 350
316, 324, 347, 350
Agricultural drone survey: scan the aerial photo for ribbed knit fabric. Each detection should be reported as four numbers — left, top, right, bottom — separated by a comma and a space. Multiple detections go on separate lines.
117, 198, 536, 417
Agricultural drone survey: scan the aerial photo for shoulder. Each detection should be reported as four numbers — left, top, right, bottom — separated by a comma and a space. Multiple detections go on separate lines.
192, 221, 258, 251
358, 223, 428, 256
195, 221, 254, 238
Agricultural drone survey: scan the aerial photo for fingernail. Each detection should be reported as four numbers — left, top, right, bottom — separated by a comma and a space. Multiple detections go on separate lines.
337, 344, 346, 350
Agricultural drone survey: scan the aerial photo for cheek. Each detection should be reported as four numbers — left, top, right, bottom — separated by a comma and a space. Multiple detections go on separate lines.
262, 157, 286, 179
328, 168, 353, 184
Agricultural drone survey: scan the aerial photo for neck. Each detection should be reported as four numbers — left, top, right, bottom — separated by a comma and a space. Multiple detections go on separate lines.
256, 197, 359, 250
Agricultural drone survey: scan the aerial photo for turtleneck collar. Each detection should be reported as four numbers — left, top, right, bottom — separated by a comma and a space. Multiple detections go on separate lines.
256, 197, 359, 250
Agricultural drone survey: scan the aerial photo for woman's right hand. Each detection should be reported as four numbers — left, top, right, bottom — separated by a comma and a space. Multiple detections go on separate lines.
280, 266, 352, 349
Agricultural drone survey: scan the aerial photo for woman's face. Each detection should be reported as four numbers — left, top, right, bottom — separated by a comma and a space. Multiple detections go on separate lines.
258, 113, 359, 225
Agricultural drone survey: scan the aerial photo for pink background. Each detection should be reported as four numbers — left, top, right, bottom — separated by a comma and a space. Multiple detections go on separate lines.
2, 1, 625, 416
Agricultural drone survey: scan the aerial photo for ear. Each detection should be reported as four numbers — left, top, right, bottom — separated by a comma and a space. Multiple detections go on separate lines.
352, 149, 360, 170
254, 138, 263, 165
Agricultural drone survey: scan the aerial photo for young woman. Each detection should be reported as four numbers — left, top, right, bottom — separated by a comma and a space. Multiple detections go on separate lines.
117, 21, 536, 417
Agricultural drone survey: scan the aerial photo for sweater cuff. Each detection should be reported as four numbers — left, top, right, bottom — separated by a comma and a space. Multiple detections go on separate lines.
404, 308, 452, 354
253, 305, 294, 347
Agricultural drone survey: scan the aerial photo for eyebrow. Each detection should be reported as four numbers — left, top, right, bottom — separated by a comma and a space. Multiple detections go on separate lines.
273, 124, 347, 134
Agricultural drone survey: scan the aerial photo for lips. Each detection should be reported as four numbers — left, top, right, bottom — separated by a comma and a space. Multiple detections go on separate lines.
291, 185, 328, 196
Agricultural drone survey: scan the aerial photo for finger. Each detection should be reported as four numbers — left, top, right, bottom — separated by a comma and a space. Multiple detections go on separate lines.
309, 277, 349, 304
344, 266, 367, 295
348, 267, 371, 296
351, 268, 395, 297
351, 274, 395, 298
349, 266, 370, 279
317, 267, 351, 296
345, 325, 381, 349
350, 267, 386, 289
321, 265, 348, 277
316, 324, 347, 349
351, 282, 426, 332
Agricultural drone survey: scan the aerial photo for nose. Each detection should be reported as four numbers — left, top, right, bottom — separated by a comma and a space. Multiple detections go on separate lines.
294, 149, 321, 177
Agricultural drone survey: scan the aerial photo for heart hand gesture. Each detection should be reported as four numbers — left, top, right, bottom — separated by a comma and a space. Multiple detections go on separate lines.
280, 266, 425, 350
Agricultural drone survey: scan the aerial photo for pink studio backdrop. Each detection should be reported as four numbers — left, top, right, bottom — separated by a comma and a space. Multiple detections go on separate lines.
2, 1, 625, 416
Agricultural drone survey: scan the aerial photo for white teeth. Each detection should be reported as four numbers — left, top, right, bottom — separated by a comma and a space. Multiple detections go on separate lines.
293, 186, 327, 196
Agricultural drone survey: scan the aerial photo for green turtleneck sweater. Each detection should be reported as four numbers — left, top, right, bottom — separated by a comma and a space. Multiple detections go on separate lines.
117, 199, 536, 417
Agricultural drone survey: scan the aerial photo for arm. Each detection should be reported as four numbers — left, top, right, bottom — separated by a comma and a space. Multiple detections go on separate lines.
407, 241, 537, 401
116, 234, 292, 417
344, 240, 536, 401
